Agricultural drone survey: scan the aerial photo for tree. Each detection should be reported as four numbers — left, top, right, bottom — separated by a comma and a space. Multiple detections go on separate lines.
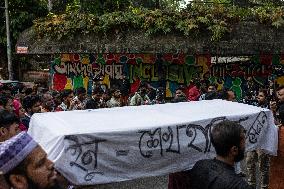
50, 0, 184, 14
133, 0, 183, 9
191, 0, 284, 5
0, 0, 48, 46
0, 0, 48, 79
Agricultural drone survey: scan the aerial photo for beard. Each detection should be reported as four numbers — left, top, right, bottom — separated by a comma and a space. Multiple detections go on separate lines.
26, 176, 63, 189
234, 147, 245, 162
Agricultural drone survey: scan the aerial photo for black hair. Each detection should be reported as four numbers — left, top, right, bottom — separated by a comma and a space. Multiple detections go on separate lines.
217, 88, 234, 100
205, 91, 218, 100
0, 94, 12, 107
277, 85, 284, 92
22, 95, 41, 111
210, 120, 245, 157
110, 88, 119, 94
85, 98, 98, 109
92, 87, 104, 94
51, 91, 61, 100
0, 84, 11, 92
51, 90, 59, 97
0, 110, 19, 128
24, 88, 33, 96
75, 87, 86, 96
157, 87, 164, 92
175, 87, 185, 92
61, 89, 73, 100
104, 88, 111, 96
258, 89, 268, 97
41, 92, 52, 100
208, 83, 217, 89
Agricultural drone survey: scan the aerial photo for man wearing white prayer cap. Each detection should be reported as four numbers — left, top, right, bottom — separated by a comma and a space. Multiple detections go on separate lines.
0, 132, 61, 189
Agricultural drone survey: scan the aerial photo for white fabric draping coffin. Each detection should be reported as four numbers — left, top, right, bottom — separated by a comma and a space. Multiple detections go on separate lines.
28, 100, 278, 185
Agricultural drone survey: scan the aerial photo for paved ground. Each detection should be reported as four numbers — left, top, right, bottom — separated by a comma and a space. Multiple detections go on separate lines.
80, 175, 168, 189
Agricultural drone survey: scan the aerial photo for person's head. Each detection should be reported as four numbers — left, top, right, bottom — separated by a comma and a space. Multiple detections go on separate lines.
60, 89, 74, 106
0, 110, 20, 142
175, 88, 186, 98
1, 132, 58, 189
269, 80, 274, 87
75, 87, 87, 102
32, 85, 39, 95
41, 92, 55, 112
85, 98, 98, 109
22, 95, 41, 115
102, 89, 111, 102
172, 88, 187, 103
51, 91, 61, 107
139, 82, 148, 97
277, 86, 284, 103
188, 85, 200, 101
210, 120, 246, 163
207, 84, 216, 93
0, 84, 12, 96
0, 94, 14, 113
37, 87, 44, 95
112, 89, 121, 99
227, 90, 236, 102
24, 88, 33, 96
156, 87, 165, 100
92, 87, 104, 101
13, 99, 25, 118
205, 91, 218, 100
218, 88, 236, 102
247, 76, 253, 83
257, 89, 268, 105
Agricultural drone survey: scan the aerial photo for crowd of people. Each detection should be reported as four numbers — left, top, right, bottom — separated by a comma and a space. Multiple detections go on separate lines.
0, 77, 284, 189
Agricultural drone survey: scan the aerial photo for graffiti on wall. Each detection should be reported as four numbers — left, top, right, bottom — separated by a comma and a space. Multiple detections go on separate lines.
51, 53, 284, 98
51, 53, 211, 97
209, 54, 284, 100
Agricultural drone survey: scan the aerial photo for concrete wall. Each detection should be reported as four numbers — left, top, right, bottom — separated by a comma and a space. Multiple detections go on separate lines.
17, 22, 284, 55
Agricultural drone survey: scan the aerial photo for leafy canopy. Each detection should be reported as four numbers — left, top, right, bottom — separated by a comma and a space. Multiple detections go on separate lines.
0, 0, 48, 46
34, 1, 284, 41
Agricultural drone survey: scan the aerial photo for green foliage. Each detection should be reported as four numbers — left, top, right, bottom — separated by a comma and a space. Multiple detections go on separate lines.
31, 1, 284, 42
0, 0, 48, 45
82, 0, 132, 15
51, 0, 183, 15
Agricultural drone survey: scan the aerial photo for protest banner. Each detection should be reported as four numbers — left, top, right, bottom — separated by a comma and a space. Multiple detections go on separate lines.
28, 100, 278, 185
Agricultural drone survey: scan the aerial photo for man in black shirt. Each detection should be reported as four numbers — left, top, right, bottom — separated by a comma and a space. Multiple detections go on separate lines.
189, 120, 253, 189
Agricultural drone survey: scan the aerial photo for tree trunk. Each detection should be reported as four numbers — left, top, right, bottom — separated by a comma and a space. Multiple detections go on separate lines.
155, 0, 160, 8
48, 0, 53, 11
